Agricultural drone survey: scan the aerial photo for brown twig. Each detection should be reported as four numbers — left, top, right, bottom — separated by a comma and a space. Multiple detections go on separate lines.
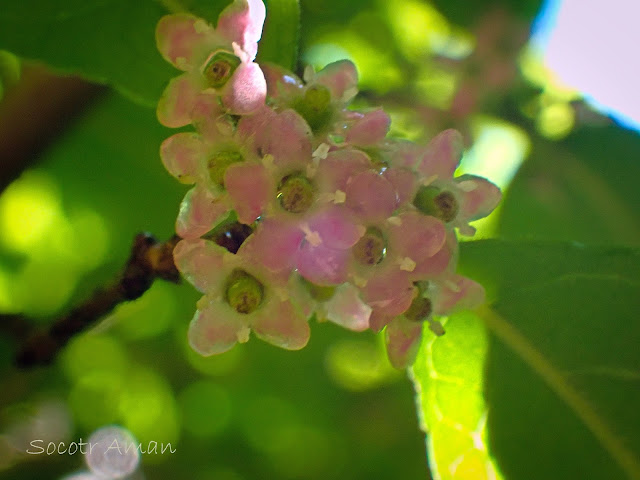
12, 233, 181, 368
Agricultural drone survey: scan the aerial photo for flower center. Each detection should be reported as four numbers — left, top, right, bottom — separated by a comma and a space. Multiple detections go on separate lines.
202, 51, 241, 89
277, 173, 315, 213
301, 277, 336, 302
413, 186, 459, 223
225, 269, 264, 314
293, 85, 332, 132
404, 295, 433, 322
208, 149, 244, 187
352, 227, 386, 266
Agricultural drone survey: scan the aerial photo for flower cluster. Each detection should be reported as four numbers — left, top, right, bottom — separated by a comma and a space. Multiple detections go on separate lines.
156, 0, 501, 368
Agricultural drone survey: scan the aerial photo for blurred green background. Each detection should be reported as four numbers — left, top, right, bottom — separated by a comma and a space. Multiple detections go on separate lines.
0, 0, 639, 479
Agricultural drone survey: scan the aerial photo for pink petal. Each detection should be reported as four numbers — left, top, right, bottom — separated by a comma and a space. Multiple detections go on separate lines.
382, 167, 418, 208
315, 149, 370, 193
296, 242, 350, 286
418, 129, 464, 179
239, 217, 303, 272
433, 275, 486, 315
157, 73, 203, 128
456, 175, 502, 222
221, 61, 267, 114
360, 269, 414, 317
156, 14, 218, 70
325, 283, 371, 331
216, 0, 266, 61
315, 60, 358, 101
345, 108, 390, 146
173, 239, 227, 293
385, 316, 423, 369
239, 108, 312, 168
369, 309, 394, 333
386, 139, 421, 169
345, 171, 397, 222
307, 206, 363, 249
160, 132, 204, 182
176, 186, 229, 239
188, 298, 244, 355
190, 93, 230, 143
260, 62, 303, 99
252, 300, 310, 350
411, 242, 453, 280
224, 162, 271, 224
388, 212, 447, 263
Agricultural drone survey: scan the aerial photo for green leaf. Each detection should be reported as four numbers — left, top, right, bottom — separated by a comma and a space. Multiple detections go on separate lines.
428, 0, 543, 28
258, 0, 300, 71
498, 126, 640, 246
412, 239, 640, 480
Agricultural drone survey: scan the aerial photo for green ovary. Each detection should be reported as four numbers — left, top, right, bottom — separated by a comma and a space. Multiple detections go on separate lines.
225, 270, 264, 314
352, 227, 387, 266
277, 173, 315, 213
208, 150, 244, 187
413, 186, 459, 223
202, 51, 241, 89
293, 85, 332, 132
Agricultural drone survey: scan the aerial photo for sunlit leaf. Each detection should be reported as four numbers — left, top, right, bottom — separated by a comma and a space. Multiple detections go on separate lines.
412, 239, 640, 479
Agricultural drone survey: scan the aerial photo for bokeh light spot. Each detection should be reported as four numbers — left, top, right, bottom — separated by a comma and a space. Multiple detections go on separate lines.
115, 282, 176, 339
325, 339, 398, 391
61, 334, 127, 381
178, 380, 232, 437
0, 171, 62, 252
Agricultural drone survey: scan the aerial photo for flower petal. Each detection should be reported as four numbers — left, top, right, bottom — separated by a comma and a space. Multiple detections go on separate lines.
369, 309, 394, 333
190, 93, 231, 143
173, 239, 227, 293
315, 60, 358, 102
316, 149, 370, 193
221, 61, 267, 114
455, 174, 502, 222
176, 186, 229, 239
224, 162, 271, 224
385, 316, 423, 369
325, 283, 371, 332
216, 0, 266, 61
156, 14, 218, 70
160, 132, 205, 183
157, 73, 203, 128
418, 129, 464, 179
345, 108, 391, 146
360, 269, 414, 317
188, 298, 244, 355
239, 108, 312, 168
345, 171, 397, 222
296, 242, 350, 286
307, 206, 363, 250
240, 217, 303, 272
388, 212, 447, 263
433, 275, 486, 315
382, 167, 418, 208
252, 300, 310, 350
260, 62, 304, 100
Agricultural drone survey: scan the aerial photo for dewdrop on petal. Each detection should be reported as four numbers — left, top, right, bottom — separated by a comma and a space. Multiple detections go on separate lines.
85, 426, 140, 479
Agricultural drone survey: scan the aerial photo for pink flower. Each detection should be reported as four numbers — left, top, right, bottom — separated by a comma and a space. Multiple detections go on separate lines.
261, 60, 359, 138
156, 0, 267, 127
160, 98, 313, 236
413, 129, 502, 235
174, 238, 310, 354
384, 274, 486, 369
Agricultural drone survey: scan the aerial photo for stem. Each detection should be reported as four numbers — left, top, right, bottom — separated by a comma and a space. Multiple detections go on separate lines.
12, 233, 181, 368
